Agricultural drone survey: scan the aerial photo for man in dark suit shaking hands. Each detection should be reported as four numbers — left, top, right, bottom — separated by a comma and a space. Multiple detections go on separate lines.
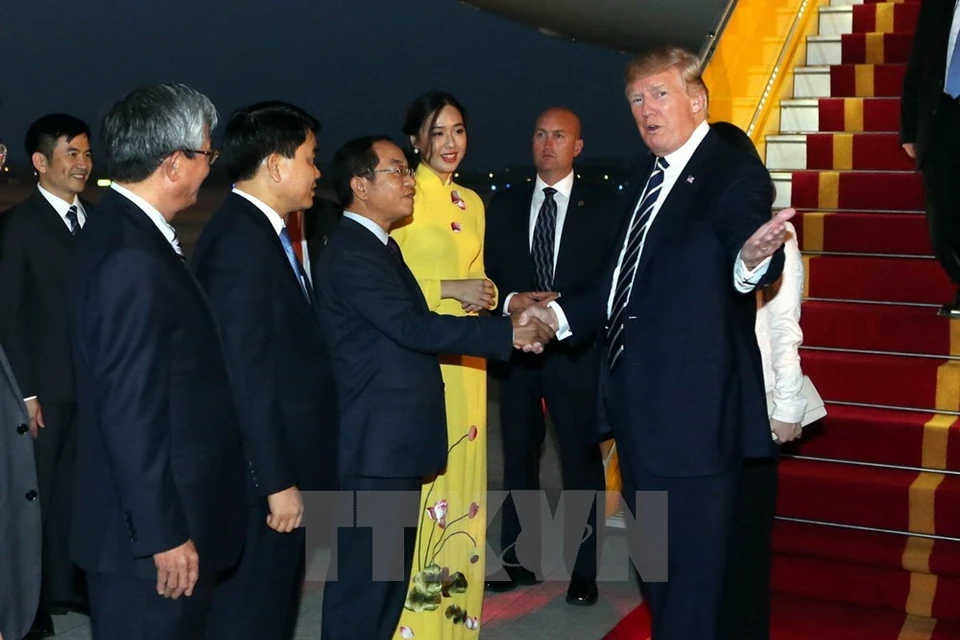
316, 136, 554, 640
192, 101, 337, 640
66, 84, 247, 640
484, 108, 622, 605
0, 114, 93, 636
900, 0, 960, 316
524, 48, 795, 639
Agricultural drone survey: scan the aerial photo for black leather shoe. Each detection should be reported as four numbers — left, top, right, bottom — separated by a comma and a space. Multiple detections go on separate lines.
26, 611, 55, 638
565, 575, 599, 606
485, 568, 540, 593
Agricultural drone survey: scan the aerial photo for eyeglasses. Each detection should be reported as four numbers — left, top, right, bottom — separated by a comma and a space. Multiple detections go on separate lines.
183, 148, 220, 166
373, 166, 415, 177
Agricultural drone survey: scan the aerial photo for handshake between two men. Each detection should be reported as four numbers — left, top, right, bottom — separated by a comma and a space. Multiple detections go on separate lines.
442, 277, 559, 355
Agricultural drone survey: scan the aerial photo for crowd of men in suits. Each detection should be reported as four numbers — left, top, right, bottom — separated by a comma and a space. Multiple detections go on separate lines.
0, 45, 803, 640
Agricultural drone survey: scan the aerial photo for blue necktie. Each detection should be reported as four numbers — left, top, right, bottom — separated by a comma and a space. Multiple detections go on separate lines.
947, 29, 960, 99
531, 187, 558, 291
66, 205, 79, 236
279, 227, 312, 302
605, 157, 669, 370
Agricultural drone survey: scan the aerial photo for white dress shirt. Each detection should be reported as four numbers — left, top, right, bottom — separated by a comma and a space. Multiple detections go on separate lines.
343, 211, 389, 244
947, 1, 960, 88
110, 183, 184, 257
501, 170, 575, 316
37, 183, 86, 230
232, 188, 285, 234
755, 223, 806, 423
553, 121, 771, 340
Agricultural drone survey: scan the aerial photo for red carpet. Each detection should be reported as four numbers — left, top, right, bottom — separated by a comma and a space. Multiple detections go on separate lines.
794, 211, 931, 255
604, 0, 960, 637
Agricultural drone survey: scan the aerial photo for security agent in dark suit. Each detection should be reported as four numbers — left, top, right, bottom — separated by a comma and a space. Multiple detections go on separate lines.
484, 108, 622, 604
901, 0, 960, 316
316, 136, 554, 640
0, 113, 93, 636
66, 84, 247, 640
0, 341, 42, 640
524, 48, 793, 640
192, 101, 337, 640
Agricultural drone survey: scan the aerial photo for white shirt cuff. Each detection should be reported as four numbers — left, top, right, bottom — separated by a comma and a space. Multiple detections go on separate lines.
548, 300, 572, 341
502, 292, 518, 316
24, 395, 37, 402
734, 252, 772, 293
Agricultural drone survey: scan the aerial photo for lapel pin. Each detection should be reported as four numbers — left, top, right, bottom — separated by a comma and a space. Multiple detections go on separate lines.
577, 200, 585, 207
686, 175, 696, 184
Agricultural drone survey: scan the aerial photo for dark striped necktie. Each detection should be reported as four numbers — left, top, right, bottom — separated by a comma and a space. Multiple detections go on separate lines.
66, 205, 80, 235
605, 157, 669, 371
531, 186, 558, 291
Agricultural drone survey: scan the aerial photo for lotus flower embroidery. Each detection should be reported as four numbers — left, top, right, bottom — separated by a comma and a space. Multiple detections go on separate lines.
451, 190, 467, 210
451, 221, 462, 233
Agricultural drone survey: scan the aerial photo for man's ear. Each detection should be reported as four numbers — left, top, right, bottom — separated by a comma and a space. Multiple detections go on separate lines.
573, 139, 584, 158
31, 152, 48, 175
266, 153, 284, 183
350, 175, 367, 202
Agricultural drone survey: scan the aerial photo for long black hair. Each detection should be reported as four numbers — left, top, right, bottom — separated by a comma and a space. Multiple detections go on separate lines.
402, 91, 468, 165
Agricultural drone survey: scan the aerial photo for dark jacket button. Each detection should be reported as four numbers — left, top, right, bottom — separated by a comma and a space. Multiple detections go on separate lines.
25, 490, 38, 501
16, 423, 29, 435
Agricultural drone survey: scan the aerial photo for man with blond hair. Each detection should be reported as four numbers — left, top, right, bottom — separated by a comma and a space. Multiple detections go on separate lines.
524, 46, 795, 639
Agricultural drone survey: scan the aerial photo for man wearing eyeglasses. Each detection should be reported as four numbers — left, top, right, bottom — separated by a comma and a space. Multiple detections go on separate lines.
316, 136, 555, 640
65, 83, 246, 640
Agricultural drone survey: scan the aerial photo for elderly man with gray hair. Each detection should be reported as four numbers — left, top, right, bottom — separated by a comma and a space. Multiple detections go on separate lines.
65, 83, 247, 640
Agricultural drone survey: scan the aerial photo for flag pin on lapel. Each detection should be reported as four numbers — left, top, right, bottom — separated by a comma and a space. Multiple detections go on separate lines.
686, 175, 695, 184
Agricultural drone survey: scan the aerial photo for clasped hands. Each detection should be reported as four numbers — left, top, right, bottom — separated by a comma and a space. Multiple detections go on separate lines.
510, 291, 560, 354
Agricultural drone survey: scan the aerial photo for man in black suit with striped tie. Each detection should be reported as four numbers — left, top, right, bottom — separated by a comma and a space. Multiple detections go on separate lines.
0, 113, 94, 637
484, 108, 622, 605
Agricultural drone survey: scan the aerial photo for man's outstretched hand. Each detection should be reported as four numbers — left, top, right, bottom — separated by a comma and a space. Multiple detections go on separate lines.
741, 208, 796, 270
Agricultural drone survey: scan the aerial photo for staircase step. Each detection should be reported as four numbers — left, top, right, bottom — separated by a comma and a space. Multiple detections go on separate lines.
852, 1, 920, 34
773, 553, 960, 621
820, 6, 855, 35
766, 132, 915, 170
770, 592, 960, 640
786, 170, 923, 211
802, 301, 950, 354
787, 403, 960, 470
801, 349, 958, 412
780, 97, 901, 134
773, 518, 960, 578
778, 457, 960, 536
805, 255, 951, 304
807, 32, 914, 66
832, 63, 907, 97
795, 211, 931, 255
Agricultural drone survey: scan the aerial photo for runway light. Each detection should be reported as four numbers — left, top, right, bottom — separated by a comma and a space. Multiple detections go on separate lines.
505, 183, 511, 189
604, 174, 609, 180
488, 172, 494, 178
490, 185, 497, 191
618, 185, 624, 191
97, 179, 112, 187
454, 172, 459, 178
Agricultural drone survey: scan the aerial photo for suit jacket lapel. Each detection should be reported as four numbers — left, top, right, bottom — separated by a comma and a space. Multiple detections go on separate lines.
30, 192, 76, 248
634, 134, 715, 280
341, 218, 428, 312
554, 180, 590, 288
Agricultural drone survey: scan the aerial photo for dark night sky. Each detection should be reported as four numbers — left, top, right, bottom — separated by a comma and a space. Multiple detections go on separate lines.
0, 0, 641, 171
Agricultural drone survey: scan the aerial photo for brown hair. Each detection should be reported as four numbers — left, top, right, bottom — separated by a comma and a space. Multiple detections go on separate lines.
625, 46, 709, 108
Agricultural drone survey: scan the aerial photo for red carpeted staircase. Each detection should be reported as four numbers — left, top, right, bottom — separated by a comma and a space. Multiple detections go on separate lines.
605, 0, 960, 637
